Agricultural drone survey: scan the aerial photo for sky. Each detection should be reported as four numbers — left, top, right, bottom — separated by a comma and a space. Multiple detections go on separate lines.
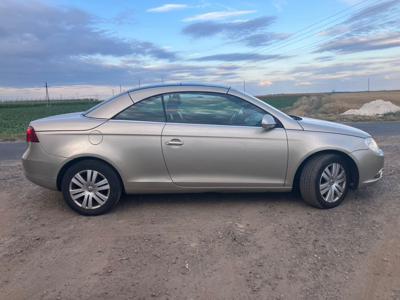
0, 0, 399, 99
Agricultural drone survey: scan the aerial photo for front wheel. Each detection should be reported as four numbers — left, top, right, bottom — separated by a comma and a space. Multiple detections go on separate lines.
61, 160, 122, 215
299, 154, 349, 209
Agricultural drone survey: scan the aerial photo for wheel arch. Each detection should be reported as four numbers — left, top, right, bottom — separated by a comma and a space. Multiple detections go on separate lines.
56, 155, 125, 193
292, 149, 359, 191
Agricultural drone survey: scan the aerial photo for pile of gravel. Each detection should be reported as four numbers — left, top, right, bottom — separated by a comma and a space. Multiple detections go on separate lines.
341, 99, 400, 116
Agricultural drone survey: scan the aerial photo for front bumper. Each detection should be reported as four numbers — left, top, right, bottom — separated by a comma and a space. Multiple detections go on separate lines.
363, 168, 383, 184
22, 143, 63, 190
352, 149, 384, 187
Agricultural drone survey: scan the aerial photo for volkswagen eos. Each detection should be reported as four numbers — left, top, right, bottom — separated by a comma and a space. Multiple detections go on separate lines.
22, 84, 384, 215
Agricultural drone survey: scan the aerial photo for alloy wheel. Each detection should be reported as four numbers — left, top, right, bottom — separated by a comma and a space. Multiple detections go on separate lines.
319, 163, 346, 203
69, 170, 110, 209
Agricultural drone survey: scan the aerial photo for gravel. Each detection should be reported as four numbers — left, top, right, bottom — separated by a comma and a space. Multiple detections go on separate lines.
342, 99, 400, 116
0, 136, 399, 299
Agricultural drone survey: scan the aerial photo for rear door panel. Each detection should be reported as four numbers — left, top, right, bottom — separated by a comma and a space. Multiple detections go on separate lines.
98, 120, 172, 191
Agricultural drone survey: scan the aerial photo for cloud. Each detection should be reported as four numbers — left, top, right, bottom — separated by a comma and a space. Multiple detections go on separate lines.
322, 0, 400, 37
128, 41, 178, 60
0, 0, 177, 61
0, 0, 178, 87
240, 32, 289, 47
147, 4, 188, 13
109, 9, 137, 25
272, 0, 288, 12
291, 62, 367, 76
182, 16, 276, 38
316, 0, 400, 55
344, 0, 400, 23
259, 80, 272, 87
315, 56, 335, 62
295, 81, 312, 86
0, 51, 235, 87
183, 10, 256, 22
288, 58, 400, 86
182, 16, 288, 48
192, 53, 286, 62
316, 33, 400, 54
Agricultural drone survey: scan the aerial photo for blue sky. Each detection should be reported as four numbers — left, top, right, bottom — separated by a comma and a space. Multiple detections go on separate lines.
0, 0, 399, 99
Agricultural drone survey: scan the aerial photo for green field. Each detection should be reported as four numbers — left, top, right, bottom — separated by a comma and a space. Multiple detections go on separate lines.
0, 100, 99, 140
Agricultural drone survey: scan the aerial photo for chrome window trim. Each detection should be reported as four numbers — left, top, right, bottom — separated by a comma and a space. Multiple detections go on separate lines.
108, 118, 282, 130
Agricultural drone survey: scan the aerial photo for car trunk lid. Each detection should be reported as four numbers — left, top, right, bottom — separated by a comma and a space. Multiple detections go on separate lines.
30, 112, 106, 132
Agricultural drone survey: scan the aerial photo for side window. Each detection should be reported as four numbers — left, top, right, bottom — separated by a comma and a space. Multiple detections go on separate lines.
113, 96, 165, 122
163, 92, 266, 127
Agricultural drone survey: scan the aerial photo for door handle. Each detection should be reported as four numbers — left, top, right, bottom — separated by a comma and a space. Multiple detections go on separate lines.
166, 138, 184, 146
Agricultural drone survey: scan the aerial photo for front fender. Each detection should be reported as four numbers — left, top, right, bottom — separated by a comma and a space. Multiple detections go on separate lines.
285, 130, 367, 187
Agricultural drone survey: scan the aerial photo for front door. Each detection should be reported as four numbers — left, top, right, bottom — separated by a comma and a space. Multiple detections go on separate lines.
161, 92, 288, 188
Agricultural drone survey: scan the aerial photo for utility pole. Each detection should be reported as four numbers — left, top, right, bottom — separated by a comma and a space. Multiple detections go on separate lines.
243, 80, 246, 93
45, 81, 50, 106
138, 79, 141, 88
119, 84, 122, 93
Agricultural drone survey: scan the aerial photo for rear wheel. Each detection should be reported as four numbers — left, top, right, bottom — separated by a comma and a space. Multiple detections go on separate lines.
61, 160, 122, 215
299, 154, 349, 209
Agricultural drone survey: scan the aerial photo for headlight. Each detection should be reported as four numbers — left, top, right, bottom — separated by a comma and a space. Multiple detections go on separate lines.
365, 137, 383, 155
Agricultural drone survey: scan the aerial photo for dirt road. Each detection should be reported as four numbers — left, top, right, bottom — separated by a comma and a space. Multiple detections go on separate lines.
0, 136, 399, 299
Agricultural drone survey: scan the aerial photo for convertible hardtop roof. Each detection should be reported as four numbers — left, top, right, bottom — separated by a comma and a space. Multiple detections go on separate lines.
85, 82, 301, 130
126, 83, 230, 94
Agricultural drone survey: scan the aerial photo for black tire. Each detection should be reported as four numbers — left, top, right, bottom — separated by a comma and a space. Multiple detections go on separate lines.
299, 154, 350, 209
61, 159, 122, 215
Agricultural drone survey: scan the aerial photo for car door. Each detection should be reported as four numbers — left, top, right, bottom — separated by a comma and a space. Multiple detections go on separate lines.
99, 95, 172, 192
161, 92, 288, 188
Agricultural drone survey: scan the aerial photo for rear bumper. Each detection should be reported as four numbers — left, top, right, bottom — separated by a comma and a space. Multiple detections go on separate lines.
352, 149, 384, 187
22, 143, 63, 190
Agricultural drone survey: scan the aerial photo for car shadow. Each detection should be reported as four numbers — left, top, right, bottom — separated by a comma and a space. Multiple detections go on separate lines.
115, 191, 305, 212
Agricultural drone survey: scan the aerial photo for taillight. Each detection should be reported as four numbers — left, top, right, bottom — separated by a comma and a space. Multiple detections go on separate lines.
26, 126, 39, 143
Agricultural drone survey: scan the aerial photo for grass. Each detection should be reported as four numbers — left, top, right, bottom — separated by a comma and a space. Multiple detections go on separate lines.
0, 100, 99, 140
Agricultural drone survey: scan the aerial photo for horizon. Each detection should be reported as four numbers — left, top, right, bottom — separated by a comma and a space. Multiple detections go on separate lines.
0, 0, 399, 99
2, 85, 400, 102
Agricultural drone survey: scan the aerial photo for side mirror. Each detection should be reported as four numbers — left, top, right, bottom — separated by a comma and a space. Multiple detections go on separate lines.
261, 114, 277, 130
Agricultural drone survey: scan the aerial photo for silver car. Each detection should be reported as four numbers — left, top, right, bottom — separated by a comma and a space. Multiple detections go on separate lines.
22, 84, 384, 215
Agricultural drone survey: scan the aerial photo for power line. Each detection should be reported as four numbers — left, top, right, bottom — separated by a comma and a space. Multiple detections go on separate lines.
236, 9, 400, 70
185, 0, 379, 63
280, 13, 400, 55
255, 0, 380, 55
206, 0, 388, 76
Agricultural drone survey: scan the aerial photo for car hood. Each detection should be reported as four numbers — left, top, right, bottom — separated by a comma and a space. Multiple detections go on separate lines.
297, 117, 370, 138
30, 112, 106, 132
